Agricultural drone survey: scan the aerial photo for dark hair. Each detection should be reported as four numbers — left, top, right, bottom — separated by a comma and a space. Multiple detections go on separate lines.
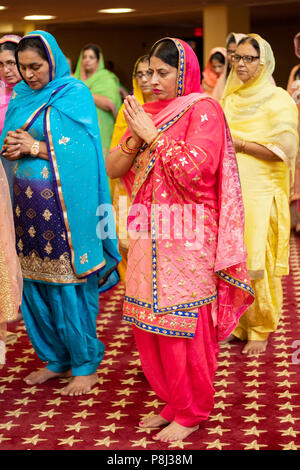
209, 51, 225, 64
0, 41, 18, 54
82, 44, 101, 60
149, 39, 179, 69
237, 36, 260, 57
294, 65, 300, 80
226, 34, 236, 48
16, 37, 49, 62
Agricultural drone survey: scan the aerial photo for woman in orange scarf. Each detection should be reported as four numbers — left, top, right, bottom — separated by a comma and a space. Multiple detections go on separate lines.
202, 47, 226, 96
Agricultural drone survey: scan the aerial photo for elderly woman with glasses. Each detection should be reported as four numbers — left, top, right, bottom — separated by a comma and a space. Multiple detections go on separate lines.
221, 34, 299, 355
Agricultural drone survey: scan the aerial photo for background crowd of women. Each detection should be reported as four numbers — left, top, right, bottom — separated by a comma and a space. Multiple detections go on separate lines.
0, 28, 299, 443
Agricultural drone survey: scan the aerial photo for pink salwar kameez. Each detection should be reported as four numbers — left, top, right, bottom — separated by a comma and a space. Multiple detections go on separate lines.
118, 38, 254, 427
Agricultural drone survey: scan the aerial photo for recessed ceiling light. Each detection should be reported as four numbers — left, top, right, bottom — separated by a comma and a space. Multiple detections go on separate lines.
24, 15, 56, 21
98, 8, 135, 14
0, 5, 7, 10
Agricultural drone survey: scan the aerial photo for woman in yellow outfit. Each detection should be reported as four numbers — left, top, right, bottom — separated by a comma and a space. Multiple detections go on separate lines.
221, 34, 299, 355
110, 56, 155, 284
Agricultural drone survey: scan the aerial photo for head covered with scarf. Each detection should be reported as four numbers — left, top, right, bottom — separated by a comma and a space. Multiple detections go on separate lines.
0, 30, 120, 282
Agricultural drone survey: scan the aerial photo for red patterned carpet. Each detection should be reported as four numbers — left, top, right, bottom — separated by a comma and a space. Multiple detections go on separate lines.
0, 236, 300, 451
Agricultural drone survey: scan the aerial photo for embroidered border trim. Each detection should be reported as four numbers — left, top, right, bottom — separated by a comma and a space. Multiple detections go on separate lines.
123, 315, 195, 338
217, 270, 255, 296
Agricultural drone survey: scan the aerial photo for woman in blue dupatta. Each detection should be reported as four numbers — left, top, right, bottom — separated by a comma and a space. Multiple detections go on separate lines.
0, 31, 120, 395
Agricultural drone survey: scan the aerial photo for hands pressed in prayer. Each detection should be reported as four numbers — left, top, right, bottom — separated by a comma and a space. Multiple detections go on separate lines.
2, 129, 35, 161
123, 95, 158, 145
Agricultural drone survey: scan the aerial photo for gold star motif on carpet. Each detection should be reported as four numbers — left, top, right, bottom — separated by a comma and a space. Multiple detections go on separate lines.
115, 388, 138, 397
242, 440, 268, 450
57, 435, 83, 447
0, 374, 20, 384
130, 437, 154, 449
72, 410, 95, 420
244, 380, 265, 388
120, 378, 141, 386
243, 401, 266, 411
278, 414, 300, 424
15, 355, 34, 364
241, 426, 267, 437
125, 368, 141, 376
244, 390, 266, 399
214, 401, 233, 410
7, 365, 27, 374
0, 434, 11, 443
79, 398, 101, 408
276, 380, 297, 388
0, 421, 20, 431
276, 390, 298, 399
100, 423, 124, 434
206, 425, 231, 436
0, 385, 12, 394
111, 398, 134, 408
168, 440, 193, 449
22, 385, 42, 395
31, 421, 54, 432
242, 414, 266, 423
208, 413, 231, 423
279, 441, 300, 450
46, 397, 68, 407
204, 439, 230, 450
5, 408, 29, 418
39, 408, 62, 419
279, 427, 300, 438
213, 379, 234, 388
94, 436, 119, 447
106, 410, 129, 421
144, 399, 165, 409
14, 397, 35, 406
278, 402, 299, 411
65, 422, 89, 433
22, 434, 48, 446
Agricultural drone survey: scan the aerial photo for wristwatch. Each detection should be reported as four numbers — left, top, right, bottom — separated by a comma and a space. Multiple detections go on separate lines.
30, 140, 40, 157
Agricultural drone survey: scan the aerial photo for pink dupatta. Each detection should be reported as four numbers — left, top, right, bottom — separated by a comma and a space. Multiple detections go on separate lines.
0, 160, 23, 365
121, 39, 253, 341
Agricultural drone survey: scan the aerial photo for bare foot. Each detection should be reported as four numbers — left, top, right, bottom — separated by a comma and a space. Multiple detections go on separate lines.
61, 373, 98, 396
220, 333, 237, 344
242, 339, 268, 355
153, 421, 199, 442
139, 414, 169, 429
24, 367, 72, 385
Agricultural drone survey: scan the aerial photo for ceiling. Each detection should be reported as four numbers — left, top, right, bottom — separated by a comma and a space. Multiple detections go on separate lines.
0, 0, 300, 28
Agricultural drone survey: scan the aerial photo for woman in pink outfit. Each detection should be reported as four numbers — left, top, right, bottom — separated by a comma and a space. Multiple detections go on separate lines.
106, 38, 254, 442
0, 35, 22, 134
0, 35, 22, 195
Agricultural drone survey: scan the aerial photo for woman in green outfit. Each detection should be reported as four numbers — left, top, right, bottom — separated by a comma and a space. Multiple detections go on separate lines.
75, 44, 122, 157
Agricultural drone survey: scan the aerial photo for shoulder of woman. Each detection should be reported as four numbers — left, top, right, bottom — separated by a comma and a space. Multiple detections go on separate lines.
191, 96, 225, 119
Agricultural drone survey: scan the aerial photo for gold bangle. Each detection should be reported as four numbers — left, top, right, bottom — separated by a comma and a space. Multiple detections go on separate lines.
240, 140, 246, 153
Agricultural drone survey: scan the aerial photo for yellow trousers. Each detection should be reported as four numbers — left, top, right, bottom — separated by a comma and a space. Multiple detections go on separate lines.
234, 200, 284, 341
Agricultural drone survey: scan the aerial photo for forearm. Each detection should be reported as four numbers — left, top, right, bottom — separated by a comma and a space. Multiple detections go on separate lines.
235, 139, 282, 162
92, 94, 116, 112
106, 137, 141, 178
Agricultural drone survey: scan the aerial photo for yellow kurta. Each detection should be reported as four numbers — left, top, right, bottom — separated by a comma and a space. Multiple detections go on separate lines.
222, 34, 299, 341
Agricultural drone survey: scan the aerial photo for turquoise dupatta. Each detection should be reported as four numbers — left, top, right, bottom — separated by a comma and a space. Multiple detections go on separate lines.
0, 30, 121, 281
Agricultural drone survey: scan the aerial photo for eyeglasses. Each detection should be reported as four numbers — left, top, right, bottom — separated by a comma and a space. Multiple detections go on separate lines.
0, 60, 17, 70
135, 71, 152, 79
232, 54, 260, 64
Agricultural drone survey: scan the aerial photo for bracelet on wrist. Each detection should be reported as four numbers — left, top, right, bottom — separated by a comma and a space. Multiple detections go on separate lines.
30, 140, 40, 157
120, 136, 142, 156
240, 139, 246, 153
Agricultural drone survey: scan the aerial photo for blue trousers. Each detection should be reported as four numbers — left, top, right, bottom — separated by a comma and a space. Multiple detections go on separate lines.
21, 275, 104, 376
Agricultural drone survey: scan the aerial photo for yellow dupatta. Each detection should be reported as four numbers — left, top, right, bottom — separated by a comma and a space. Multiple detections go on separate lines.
110, 57, 147, 284
221, 34, 299, 279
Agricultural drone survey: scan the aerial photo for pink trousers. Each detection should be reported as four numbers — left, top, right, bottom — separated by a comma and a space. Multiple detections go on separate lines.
133, 304, 219, 427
